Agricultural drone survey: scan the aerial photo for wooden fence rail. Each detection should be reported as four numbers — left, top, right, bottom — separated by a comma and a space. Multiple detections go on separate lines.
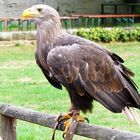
0, 104, 140, 140
0, 14, 140, 32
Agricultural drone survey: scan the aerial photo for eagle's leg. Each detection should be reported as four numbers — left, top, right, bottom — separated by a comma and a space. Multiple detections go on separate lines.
56, 110, 88, 139
63, 111, 86, 137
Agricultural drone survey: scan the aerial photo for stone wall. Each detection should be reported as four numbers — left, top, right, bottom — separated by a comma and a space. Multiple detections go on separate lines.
54, 0, 103, 16
0, 0, 108, 18
0, 0, 123, 18
0, 0, 45, 18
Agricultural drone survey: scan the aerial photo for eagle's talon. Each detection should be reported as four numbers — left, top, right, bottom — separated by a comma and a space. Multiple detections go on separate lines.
55, 113, 62, 122
55, 111, 89, 139
58, 113, 72, 122
57, 121, 64, 130
63, 118, 72, 132
62, 133, 66, 139
85, 117, 89, 123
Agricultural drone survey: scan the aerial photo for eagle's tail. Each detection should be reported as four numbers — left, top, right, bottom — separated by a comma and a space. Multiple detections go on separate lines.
117, 64, 140, 126
123, 107, 140, 126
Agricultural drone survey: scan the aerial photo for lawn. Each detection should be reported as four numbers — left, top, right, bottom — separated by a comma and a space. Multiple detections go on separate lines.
0, 41, 140, 139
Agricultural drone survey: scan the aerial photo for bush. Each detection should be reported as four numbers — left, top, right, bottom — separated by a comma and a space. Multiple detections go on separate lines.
76, 27, 140, 43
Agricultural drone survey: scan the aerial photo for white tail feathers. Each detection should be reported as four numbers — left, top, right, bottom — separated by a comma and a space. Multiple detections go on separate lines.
122, 107, 140, 126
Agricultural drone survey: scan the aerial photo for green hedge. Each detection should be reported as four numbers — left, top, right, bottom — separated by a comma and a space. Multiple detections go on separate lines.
76, 27, 140, 43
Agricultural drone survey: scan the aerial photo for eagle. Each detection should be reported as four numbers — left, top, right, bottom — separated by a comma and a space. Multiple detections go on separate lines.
22, 4, 140, 139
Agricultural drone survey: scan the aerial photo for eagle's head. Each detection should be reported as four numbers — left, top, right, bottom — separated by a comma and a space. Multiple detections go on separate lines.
22, 4, 60, 25
22, 4, 62, 41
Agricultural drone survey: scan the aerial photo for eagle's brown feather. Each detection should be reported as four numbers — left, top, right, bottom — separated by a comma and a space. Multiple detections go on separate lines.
23, 4, 140, 122
47, 40, 140, 113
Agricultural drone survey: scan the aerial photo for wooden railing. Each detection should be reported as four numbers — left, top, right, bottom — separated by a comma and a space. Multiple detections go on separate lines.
0, 104, 140, 140
0, 18, 35, 31
0, 17, 79, 32
0, 14, 140, 32
71, 14, 140, 27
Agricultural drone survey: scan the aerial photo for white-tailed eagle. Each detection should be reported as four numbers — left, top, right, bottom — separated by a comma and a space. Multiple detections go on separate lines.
22, 4, 140, 139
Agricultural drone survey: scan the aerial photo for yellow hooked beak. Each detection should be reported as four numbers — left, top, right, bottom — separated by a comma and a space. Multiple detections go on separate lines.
22, 8, 40, 19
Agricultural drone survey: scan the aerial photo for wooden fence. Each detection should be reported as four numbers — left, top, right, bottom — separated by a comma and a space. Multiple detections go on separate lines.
0, 104, 140, 140
0, 17, 79, 32
0, 14, 140, 32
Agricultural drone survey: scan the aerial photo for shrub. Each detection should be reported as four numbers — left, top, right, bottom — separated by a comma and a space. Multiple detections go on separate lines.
76, 27, 140, 43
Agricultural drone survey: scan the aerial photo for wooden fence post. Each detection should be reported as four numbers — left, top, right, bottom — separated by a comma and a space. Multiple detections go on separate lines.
0, 115, 16, 140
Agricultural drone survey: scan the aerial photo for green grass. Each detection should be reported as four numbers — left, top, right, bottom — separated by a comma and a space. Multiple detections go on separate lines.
0, 41, 140, 139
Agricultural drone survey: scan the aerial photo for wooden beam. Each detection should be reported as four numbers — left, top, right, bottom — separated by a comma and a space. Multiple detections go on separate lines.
0, 104, 140, 140
0, 115, 16, 140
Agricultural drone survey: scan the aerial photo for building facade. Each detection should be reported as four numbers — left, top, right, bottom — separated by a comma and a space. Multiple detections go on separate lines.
0, 0, 124, 18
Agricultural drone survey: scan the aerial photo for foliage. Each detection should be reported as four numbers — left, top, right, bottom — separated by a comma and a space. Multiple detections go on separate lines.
77, 27, 140, 43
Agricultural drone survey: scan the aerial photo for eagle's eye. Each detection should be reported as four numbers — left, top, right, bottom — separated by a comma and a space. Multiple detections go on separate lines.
37, 8, 42, 12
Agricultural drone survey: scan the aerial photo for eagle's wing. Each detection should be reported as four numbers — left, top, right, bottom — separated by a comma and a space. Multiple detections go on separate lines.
47, 43, 140, 113
35, 53, 62, 89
